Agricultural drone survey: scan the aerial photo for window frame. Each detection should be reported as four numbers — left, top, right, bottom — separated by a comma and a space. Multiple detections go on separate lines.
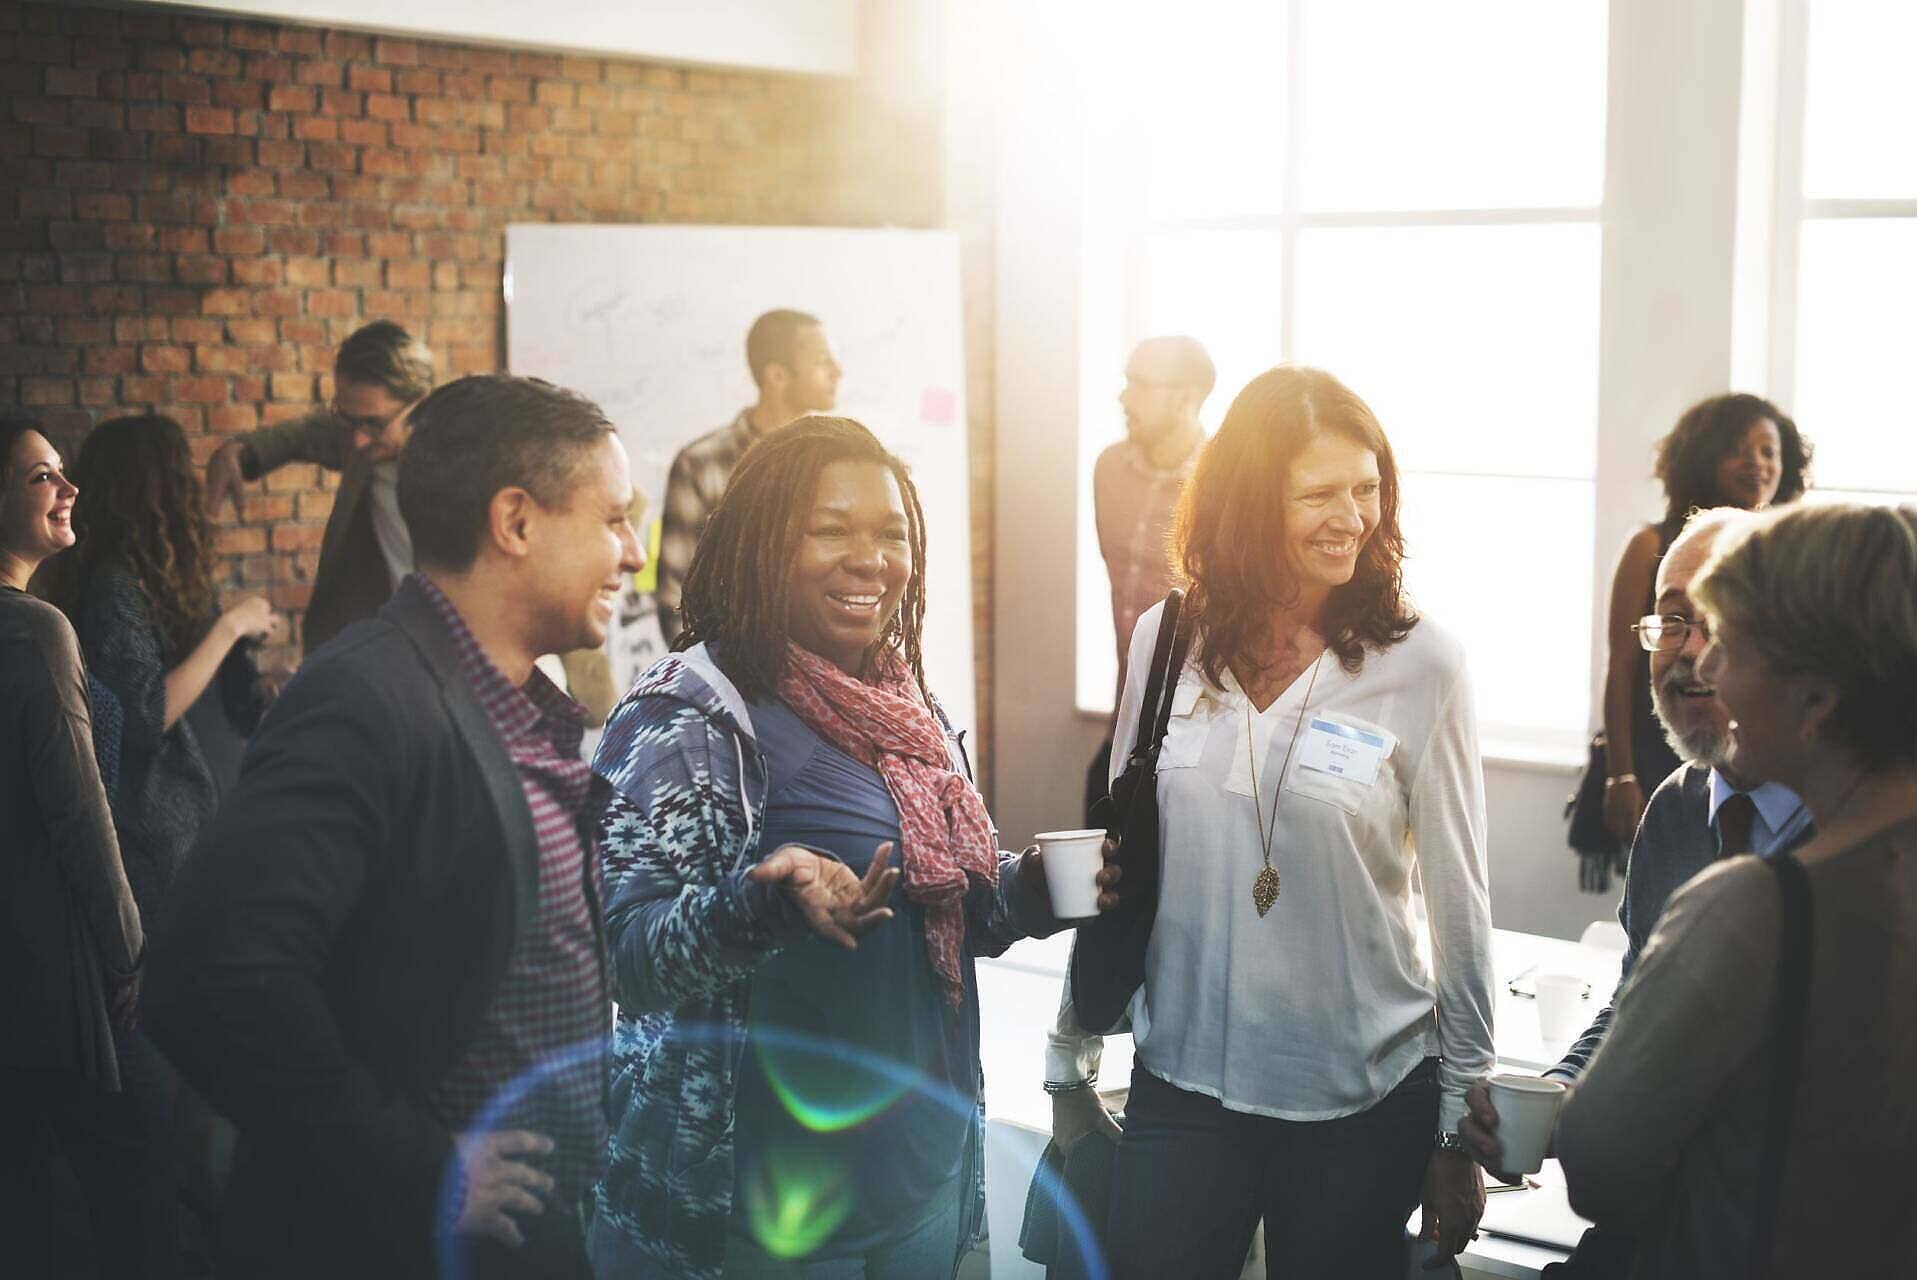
1074, 0, 1608, 762
1737, 0, 1917, 503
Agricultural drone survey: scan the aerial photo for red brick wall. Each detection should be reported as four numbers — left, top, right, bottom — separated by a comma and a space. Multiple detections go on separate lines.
0, 0, 947, 669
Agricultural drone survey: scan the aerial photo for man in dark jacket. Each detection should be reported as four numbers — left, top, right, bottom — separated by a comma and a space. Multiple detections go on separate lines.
204, 319, 433, 652
148, 375, 644, 1278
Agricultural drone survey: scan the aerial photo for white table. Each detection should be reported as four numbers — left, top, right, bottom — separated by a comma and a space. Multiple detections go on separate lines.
976, 927, 1621, 1279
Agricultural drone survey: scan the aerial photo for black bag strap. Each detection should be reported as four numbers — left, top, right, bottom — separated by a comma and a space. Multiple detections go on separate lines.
1752, 851, 1811, 1269
1126, 590, 1187, 774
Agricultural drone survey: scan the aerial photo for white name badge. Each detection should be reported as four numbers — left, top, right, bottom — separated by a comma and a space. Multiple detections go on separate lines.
1295, 717, 1388, 787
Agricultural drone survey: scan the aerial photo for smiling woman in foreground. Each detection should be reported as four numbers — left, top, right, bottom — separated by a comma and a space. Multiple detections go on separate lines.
1555, 501, 1917, 1278
1049, 365, 1495, 1276
588, 416, 1104, 1280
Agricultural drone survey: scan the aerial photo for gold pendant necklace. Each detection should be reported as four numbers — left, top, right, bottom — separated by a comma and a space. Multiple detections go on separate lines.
1247, 653, 1324, 917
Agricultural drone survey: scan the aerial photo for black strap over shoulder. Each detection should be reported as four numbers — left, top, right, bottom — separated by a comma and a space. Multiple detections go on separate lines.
1130, 589, 1186, 771
1071, 591, 1193, 1034
1752, 851, 1812, 1270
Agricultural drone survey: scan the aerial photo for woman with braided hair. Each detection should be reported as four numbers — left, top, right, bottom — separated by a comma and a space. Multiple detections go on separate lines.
588, 416, 1113, 1279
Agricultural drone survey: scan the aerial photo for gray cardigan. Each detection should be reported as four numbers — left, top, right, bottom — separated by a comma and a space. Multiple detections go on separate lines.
1, 587, 143, 1090
1548, 763, 1812, 1081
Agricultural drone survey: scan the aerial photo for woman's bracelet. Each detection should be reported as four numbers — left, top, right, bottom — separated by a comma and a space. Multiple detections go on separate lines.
1042, 1077, 1097, 1095
1604, 772, 1638, 789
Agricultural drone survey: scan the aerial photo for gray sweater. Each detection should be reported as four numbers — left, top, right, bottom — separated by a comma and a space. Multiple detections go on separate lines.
1, 587, 143, 1089
1548, 763, 1812, 1082
1558, 820, 1917, 1277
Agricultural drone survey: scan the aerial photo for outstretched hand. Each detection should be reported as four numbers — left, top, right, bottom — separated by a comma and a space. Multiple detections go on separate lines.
748, 841, 899, 949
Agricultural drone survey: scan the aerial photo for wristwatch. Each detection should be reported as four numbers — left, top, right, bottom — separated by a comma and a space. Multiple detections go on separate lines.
1433, 1130, 1466, 1153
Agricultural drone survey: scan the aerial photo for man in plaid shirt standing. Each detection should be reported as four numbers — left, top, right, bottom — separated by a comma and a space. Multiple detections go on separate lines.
654, 308, 842, 644
1081, 335, 1213, 822
147, 375, 644, 1279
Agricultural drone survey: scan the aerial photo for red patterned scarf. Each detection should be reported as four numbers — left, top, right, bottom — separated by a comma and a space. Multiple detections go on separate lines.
778, 643, 997, 1006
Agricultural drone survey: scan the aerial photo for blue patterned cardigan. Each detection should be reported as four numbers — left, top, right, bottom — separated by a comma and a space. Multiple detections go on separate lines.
587, 645, 1048, 1278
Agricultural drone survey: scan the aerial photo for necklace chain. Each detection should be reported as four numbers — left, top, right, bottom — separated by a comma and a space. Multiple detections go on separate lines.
1246, 652, 1324, 917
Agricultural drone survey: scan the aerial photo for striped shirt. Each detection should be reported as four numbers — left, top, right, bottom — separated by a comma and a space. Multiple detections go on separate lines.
414, 574, 610, 1206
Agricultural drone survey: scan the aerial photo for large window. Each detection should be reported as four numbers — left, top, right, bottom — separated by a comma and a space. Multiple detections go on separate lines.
1749, 0, 1917, 507
1076, 1, 1608, 744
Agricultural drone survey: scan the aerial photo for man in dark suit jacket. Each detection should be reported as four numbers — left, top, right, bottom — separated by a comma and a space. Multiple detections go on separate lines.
204, 320, 434, 653
148, 375, 645, 1278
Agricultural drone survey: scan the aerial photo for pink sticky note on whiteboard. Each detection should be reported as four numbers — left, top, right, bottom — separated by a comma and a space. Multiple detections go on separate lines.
919, 387, 957, 426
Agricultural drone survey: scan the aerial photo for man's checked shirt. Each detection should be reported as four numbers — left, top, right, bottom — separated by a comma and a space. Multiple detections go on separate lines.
414, 574, 609, 1207
1093, 436, 1200, 693
655, 409, 760, 645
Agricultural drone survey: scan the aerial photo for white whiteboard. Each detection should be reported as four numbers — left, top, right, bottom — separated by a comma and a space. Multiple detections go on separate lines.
504, 224, 976, 741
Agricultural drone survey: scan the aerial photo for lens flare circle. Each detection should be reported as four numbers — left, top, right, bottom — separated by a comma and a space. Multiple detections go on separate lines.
428, 1019, 1111, 1278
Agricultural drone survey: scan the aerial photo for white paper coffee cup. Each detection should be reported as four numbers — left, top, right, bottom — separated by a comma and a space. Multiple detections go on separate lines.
1035, 828, 1106, 921
1535, 973, 1587, 1045
1487, 1073, 1568, 1175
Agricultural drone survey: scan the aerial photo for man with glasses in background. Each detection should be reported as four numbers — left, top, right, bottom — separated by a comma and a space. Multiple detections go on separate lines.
1459, 506, 1813, 1277
204, 320, 433, 652
1080, 335, 1213, 823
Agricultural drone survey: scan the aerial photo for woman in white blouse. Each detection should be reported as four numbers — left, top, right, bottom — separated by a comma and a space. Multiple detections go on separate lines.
1047, 366, 1495, 1276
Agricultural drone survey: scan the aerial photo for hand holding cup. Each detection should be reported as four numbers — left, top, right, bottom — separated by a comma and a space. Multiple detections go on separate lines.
1032, 829, 1122, 921
1465, 1074, 1568, 1180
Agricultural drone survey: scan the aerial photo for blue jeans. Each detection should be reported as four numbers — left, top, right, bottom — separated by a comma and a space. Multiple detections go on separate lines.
719, 1184, 966, 1280
1107, 1058, 1438, 1279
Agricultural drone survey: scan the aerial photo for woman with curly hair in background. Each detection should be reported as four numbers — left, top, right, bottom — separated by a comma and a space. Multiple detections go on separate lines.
1593, 395, 1813, 858
44, 414, 284, 916
42, 414, 284, 1272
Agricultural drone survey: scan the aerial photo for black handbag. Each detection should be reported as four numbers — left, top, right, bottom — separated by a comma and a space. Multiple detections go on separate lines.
1070, 589, 1193, 1035
1565, 732, 1625, 893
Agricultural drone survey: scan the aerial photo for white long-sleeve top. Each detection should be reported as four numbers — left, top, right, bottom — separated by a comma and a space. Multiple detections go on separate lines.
1049, 601, 1495, 1131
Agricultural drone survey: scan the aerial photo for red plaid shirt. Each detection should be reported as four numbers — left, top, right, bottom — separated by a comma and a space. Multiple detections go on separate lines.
414, 575, 609, 1204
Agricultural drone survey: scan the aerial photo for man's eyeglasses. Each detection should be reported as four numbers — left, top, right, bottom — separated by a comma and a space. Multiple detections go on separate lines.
330, 400, 407, 437
1632, 614, 1710, 652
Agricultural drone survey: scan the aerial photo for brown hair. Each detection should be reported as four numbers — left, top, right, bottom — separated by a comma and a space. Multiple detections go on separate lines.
677, 415, 929, 703
1172, 365, 1417, 687
1692, 502, 1917, 765
43, 414, 216, 657
745, 309, 823, 389
334, 319, 434, 402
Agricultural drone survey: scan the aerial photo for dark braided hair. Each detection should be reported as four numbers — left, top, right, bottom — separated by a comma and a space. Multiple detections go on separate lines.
676, 415, 931, 704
